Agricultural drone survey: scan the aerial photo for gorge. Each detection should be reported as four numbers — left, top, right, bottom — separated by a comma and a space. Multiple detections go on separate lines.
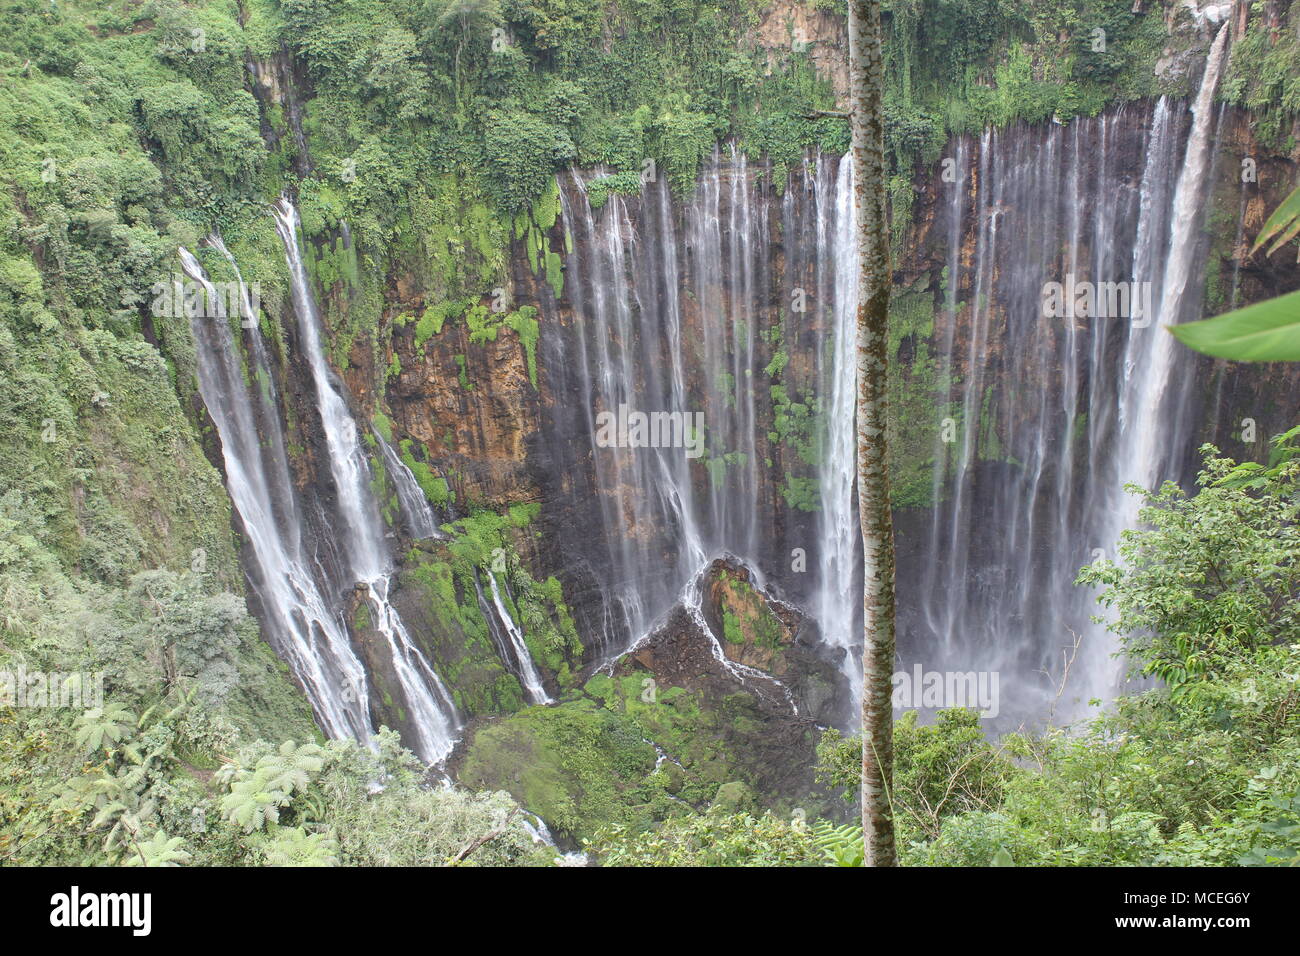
184, 19, 1300, 813
4, 0, 1299, 867
196, 77, 1297, 786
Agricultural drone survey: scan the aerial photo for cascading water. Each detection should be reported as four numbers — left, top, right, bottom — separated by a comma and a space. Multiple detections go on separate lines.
178, 245, 373, 743
555, 153, 807, 694
553, 72, 1242, 732
1093, 22, 1234, 698
904, 29, 1234, 723
270, 198, 461, 762
478, 571, 551, 705
208, 234, 303, 543
497, 24, 1249, 732
363, 574, 462, 763
903, 109, 1155, 721
817, 156, 861, 697
556, 167, 711, 649
375, 434, 443, 540
167, 24, 1260, 807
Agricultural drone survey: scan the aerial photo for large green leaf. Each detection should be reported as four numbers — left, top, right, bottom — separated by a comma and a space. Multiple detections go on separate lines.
1253, 183, 1300, 258
1167, 290, 1300, 361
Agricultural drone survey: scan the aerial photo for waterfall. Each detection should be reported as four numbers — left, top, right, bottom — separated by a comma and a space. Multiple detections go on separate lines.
817, 155, 861, 696
270, 198, 461, 763
556, 167, 713, 650
365, 574, 462, 762
178, 245, 374, 743
174, 27, 1247, 766
1091, 23, 1233, 698
555, 152, 813, 688
270, 201, 389, 577
905, 108, 1157, 721
899, 31, 1233, 723
920, 135, 969, 642
477, 571, 551, 705
1115, 26, 1232, 491
208, 234, 302, 541
375, 434, 443, 540
547, 50, 1240, 727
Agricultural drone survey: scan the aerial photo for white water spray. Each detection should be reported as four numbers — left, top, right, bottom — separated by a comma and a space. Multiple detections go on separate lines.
270, 198, 461, 763
178, 245, 373, 743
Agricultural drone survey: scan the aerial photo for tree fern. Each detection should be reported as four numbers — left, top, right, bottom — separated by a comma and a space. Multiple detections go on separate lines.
73, 703, 135, 755
123, 830, 192, 867
811, 820, 865, 867
219, 741, 326, 833
261, 826, 339, 867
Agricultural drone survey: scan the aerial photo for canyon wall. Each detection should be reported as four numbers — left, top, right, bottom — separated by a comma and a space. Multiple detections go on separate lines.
325, 102, 1297, 734
195, 7, 1300, 824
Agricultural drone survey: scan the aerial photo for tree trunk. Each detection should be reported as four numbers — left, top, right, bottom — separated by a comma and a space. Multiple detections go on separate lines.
847, 0, 897, 867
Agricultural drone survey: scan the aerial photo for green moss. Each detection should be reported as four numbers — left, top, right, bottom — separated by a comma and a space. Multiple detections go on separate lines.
1219, 13, 1300, 147
397, 505, 583, 719
717, 572, 785, 652
887, 279, 955, 510
457, 570, 821, 843
397, 439, 452, 508
458, 664, 781, 842
458, 301, 540, 390
415, 298, 466, 348
543, 250, 564, 299
586, 171, 643, 210
769, 383, 823, 512
508, 502, 540, 528
532, 178, 561, 232
457, 699, 658, 841
404, 558, 526, 715
368, 449, 400, 527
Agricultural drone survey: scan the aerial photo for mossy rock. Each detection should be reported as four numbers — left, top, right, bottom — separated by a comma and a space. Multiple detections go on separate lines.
711, 781, 755, 812
454, 699, 658, 843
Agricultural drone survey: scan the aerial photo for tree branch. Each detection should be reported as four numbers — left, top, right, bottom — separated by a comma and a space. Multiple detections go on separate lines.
446, 807, 520, 865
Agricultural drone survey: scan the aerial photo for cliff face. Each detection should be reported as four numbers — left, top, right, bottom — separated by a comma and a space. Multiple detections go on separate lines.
299, 98, 1294, 733
890, 102, 1300, 718
892, 104, 1300, 489
219, 0, 1300, 773
752, 0, 850, 104
385, 306, 542, 512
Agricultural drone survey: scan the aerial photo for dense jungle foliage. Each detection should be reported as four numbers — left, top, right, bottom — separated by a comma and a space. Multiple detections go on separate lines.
0, 0, 1298, 866
599, 439, 1300, 866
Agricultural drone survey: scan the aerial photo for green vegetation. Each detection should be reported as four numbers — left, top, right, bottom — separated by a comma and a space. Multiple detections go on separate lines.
398, 505, 582, 716
881, 0, 1164, 163
1171, 183, 1300, 361
887, 278, 956, 508
14, 699, 549, 865
1220, 5, 1300, 146
0, 563, 548, 866
807, 440, 1300, 866
459, 670, 811, 844
590, 805, 823, 866
586, 171, 643, 210
716, 569, 786, 651
769, 383, 824, 511
399, 438, 454, 508
3, 0, 1298, 870
457, 696, 660, 841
